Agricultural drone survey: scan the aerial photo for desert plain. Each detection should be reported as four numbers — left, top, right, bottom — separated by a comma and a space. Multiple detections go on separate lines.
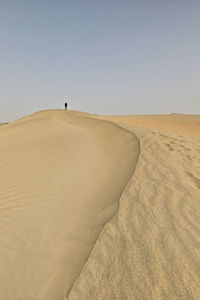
0, 110, 200, 300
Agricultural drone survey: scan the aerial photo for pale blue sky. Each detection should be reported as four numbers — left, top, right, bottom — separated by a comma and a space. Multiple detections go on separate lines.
0, 1, 200, 122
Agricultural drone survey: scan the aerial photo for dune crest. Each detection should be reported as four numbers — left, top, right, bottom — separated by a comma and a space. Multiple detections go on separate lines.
0, 110, 139, 300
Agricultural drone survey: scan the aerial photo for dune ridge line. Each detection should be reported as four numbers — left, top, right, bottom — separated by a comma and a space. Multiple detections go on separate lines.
68, 120, 200, 300
0, 109, 140, 300
64, 118, 141, 299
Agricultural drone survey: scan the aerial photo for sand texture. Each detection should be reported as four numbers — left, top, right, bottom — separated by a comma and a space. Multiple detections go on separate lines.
68, 120, 200, 299
0, 110, 139, 300
0, 110, 200, 299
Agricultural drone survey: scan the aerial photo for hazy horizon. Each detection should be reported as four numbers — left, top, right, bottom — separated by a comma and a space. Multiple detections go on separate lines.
1, 1, 200, 122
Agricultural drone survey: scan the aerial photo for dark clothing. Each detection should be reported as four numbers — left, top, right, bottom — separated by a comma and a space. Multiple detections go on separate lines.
64, 102, 67, 110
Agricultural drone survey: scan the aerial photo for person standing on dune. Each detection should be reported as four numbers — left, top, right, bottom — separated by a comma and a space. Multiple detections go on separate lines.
64, 97, 68, 110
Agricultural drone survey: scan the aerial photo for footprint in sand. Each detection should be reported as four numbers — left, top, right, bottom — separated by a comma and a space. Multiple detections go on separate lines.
164, 142, 174, 152
186, 172, 200, 190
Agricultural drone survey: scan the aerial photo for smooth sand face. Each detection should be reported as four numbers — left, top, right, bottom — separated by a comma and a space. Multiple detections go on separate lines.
0, 110, 139, 299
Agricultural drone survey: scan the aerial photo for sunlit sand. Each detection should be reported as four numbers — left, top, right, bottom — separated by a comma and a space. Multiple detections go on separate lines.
0, 110, 200, 299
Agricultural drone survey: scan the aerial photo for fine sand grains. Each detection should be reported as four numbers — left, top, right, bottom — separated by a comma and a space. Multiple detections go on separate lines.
0, 110, 139, 300
68, 124, 200, 300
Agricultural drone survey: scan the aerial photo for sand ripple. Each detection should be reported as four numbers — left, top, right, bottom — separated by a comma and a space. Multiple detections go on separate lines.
68, 125, 200, 300
0, 110, 139, 300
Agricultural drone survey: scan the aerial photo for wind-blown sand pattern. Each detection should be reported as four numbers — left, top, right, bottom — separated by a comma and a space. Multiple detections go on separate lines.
1, 110, 200, 300
0, 110, 139, 300
68, 119, 200, 299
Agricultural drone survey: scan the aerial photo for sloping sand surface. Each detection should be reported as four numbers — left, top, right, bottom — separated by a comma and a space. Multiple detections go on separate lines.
99, 114, 200, 138
0, 110, 139, 300
1, 110, 200, 300
68, 119, 200, 299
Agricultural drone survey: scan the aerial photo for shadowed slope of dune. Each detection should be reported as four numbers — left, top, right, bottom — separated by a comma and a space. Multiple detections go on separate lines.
98, 114, 200, 138
0, 110, 139, 300
68, 122, 200, 299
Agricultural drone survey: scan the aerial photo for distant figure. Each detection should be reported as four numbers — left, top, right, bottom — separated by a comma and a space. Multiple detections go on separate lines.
64, 102, 68, 110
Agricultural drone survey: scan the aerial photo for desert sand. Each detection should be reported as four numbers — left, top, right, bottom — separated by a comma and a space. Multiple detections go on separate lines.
99, 113, 200, 138
0, 110, 200, 300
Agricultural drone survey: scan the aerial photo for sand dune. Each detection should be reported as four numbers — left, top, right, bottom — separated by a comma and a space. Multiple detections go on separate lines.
1, 110, 200, 300
99, 113, 200, 138
68, 121, 200, 300
0, 110, 139, 300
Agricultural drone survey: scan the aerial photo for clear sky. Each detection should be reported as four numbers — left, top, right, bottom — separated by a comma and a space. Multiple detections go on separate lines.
0, 0, 200, 122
